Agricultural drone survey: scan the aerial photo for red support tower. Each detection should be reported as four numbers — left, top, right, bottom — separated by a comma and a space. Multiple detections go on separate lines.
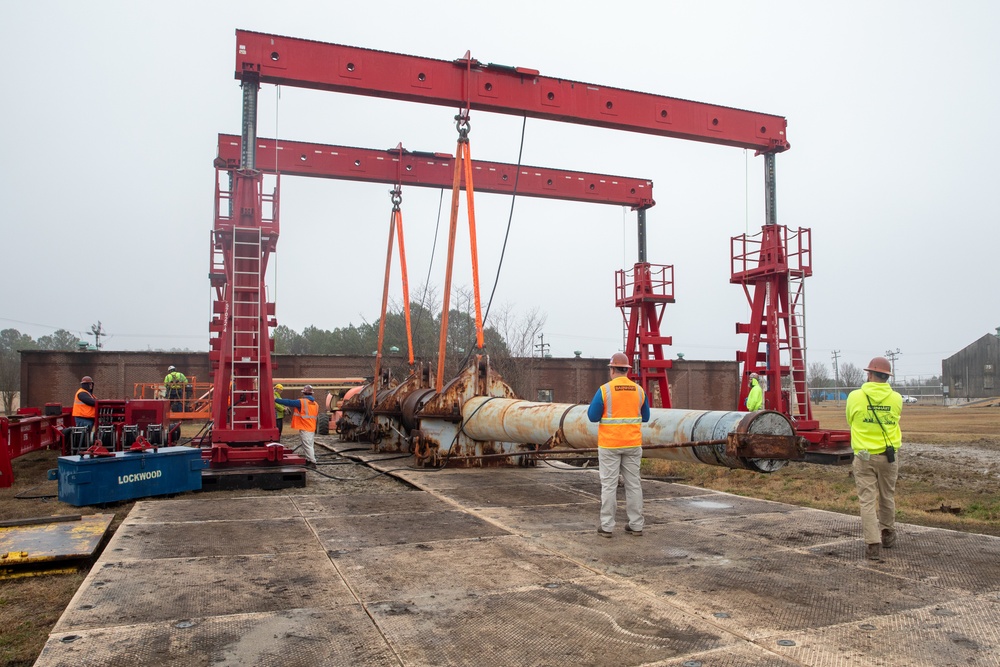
731, 224, 813, 426
205, 166, 293, 464
616, 262, 674, 408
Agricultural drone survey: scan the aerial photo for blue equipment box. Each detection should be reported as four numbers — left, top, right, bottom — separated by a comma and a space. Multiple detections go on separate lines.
51, 446, 205, 506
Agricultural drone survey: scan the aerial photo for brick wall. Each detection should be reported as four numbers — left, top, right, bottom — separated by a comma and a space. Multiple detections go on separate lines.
21, 351, 738, 412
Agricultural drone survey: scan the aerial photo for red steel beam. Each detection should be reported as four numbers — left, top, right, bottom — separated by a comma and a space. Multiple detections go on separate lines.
1, 411, 70, 488
216, 134, 655, 208
235, 30, 789, 154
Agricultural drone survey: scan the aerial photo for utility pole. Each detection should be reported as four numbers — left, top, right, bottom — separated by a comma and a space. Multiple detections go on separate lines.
534, 333, 550, 358
885, 348, 901, 383
88, 321, 106, 350
831, 349, 841, 405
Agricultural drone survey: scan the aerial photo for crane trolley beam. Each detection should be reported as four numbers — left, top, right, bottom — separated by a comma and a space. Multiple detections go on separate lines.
235, 30, 789, 154
216, 134, 654, 209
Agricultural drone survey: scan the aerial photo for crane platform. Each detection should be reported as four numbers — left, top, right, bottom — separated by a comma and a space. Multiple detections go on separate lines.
33, 444, 999, 666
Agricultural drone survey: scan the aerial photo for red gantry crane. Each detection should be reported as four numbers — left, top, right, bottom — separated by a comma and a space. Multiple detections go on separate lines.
207, 138, 657, 464
222, 30, 847, 461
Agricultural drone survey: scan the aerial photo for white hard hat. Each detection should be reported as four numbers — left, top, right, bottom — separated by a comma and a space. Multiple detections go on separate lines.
168, 365, 176, 371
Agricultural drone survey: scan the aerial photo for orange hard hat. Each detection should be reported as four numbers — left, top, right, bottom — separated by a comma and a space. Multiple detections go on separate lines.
864, 357, 892, 375
608, 352, 631, 369
81, 376, 94, 384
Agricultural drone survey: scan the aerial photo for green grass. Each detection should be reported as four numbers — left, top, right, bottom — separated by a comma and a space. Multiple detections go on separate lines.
643, 459, 1000, 537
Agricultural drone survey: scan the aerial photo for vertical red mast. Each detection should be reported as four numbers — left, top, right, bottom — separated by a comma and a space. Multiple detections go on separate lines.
206, 72, 285, 463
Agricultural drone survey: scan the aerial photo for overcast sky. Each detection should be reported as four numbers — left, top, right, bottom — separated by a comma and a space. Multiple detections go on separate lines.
2, 1, 997, 381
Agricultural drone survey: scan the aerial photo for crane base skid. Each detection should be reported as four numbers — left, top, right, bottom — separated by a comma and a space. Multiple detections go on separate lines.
798, 427, 854, 466
200, 466, 306, 491
193, 441, 308, 468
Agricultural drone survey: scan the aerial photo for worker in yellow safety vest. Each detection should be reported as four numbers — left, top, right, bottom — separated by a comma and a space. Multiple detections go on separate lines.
274, 385, 318, 467
846, 356, 903, 562
587, 353, 650, 538
164, 365, 187, 412
72, 376, 98, 432
274, 384, 285, 437
745, 372, 763, 411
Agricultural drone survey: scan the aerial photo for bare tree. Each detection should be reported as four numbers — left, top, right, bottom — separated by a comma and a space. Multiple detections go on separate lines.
807, 362, 831, 387
840, 362, 865, 388
487, 302, 546, 396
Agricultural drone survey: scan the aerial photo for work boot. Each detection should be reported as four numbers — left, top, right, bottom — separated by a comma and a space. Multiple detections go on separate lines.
881, 528, 896, 549
624, 525, 643, 536
866, 543, 882, 561
597, 528, 613, 539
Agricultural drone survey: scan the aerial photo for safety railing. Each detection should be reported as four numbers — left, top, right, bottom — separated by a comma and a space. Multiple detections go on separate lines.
133, 377, 214, 420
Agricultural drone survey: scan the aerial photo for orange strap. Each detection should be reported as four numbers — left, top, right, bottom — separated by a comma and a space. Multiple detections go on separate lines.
462, 140, 485, 350
375, 188, 415, 399
436, 127, 485, 391
395, 207, 414, 364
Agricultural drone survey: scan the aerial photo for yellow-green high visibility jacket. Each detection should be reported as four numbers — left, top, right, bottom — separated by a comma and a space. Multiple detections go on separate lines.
745, 378, 763, 411
845, 381, 903, 454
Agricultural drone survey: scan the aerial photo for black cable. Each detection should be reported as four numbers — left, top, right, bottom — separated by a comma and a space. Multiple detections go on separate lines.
14, 483, 58, 499
177, 420, 213, 447
412, 188, 445, 356
482, 115, 527, 328
456, 115, 528, 369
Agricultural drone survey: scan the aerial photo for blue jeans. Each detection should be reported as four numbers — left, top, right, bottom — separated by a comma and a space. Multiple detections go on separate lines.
74, 417, 95, 430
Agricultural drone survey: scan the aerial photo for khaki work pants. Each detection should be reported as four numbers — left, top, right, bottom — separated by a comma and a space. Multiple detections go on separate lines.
853, 452, 898, 545
598, 446, 644, 532
295, 430, 316, 464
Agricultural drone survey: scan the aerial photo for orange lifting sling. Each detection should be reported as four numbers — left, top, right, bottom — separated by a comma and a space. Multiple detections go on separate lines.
436, 112, 485, 391
373, 146, 415, 400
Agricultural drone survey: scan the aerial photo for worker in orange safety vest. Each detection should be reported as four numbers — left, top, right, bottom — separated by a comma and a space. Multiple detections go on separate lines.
274, 385, 319, 467
587, 353, 650, 538
72, 376, 98, 432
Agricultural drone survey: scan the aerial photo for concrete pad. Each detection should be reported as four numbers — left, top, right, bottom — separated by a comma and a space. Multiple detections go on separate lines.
34, 463, 1000, 666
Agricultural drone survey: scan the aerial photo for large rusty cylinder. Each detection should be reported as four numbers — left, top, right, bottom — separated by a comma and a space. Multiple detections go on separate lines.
460, 397, 801, 472
337, 381, 397, 441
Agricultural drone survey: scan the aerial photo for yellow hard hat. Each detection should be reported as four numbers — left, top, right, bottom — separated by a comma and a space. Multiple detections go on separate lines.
275, 383, 284, 391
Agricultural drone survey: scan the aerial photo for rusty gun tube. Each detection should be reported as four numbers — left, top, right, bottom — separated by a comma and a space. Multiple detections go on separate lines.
460, 398, 792, 473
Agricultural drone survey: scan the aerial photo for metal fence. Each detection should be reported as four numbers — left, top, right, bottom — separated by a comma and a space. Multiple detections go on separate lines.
809, 385, 946, 406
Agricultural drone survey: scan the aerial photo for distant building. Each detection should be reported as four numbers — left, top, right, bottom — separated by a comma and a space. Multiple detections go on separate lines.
942, 330, 1000, 401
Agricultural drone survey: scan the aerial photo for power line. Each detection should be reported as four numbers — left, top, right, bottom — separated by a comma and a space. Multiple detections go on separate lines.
534, 333, 550, 358
831, 349, 841, 405
88, 321, 106, 350
885, 347, 901, 380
